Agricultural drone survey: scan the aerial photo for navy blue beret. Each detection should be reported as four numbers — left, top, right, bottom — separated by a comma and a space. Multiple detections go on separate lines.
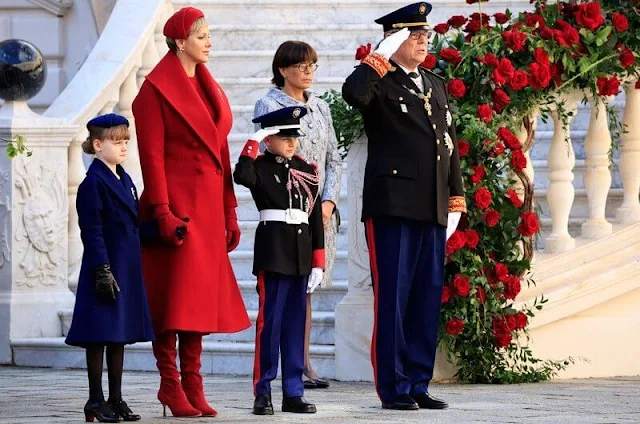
375, 2, 432, 32
252, 106, 308, 137
86, 113, 129, 130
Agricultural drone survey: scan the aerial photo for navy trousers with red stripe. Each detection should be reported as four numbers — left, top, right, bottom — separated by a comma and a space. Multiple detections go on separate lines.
365, 216, 446, 403
253, 271, 307, 398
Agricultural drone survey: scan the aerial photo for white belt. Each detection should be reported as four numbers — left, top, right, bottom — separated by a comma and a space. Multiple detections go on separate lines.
260, 208, 309, 225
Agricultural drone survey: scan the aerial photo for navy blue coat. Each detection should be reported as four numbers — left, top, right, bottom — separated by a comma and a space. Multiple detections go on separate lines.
66, 159, 155, 347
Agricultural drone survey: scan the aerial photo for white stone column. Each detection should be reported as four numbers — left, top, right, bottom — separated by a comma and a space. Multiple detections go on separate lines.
335, 134, 374, 381
67, 133, 86, 295
616, 81, 640, 224
545, 98, 578, 253
118, 67, 143, 189
0, 101, 77, 364
581, 98, 613, 238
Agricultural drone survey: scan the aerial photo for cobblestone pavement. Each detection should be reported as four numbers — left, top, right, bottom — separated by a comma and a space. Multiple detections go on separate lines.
0, 367, 639, 423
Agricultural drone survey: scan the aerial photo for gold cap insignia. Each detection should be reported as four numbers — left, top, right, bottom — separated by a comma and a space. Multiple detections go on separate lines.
419, 3, 427, 14
292, 108, 301, 118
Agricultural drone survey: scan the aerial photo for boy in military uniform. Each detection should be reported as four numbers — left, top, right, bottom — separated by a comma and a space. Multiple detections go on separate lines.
234, 106, 324, 415
342, 2, 466, 411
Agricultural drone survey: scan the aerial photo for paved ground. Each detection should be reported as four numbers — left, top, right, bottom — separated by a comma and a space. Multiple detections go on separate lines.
0, 367, 639, 423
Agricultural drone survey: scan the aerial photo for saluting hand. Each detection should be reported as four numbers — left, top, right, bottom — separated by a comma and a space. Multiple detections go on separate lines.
375, 28, 410, 60
250, 128, 280, 142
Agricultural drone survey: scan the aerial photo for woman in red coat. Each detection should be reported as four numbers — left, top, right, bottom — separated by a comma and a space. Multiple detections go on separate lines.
132, 6, 250, 418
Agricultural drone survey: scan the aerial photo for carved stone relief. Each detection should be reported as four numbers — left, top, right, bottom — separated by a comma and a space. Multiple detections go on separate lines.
0, 168, 10, 269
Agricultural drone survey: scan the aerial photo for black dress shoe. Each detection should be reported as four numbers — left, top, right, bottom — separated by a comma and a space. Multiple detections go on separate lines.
412, 392, 449, 409
282, 396, 317, 413
381, 394, 419, 410
253, 393, 274, 415
84, 399, 120, 423
108, 399, 141, 421
303, 378, 330, 389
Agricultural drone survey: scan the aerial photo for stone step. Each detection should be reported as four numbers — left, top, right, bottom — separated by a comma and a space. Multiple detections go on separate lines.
219, 77, 342, 105
11, 338, 336, 378
206, 311, 335, 345
230, 249, 348, 280
236, 220, 349, 252
209, 50, 357, 79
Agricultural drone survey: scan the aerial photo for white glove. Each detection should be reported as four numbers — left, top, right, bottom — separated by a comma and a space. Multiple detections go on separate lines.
446, 212, 462, 241
250, 128, 280, 142
307, 267, 324, 294
375, 28, 410, 59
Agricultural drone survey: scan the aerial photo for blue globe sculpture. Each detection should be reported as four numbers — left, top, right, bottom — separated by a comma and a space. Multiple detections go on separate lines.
0, 39, 47, 101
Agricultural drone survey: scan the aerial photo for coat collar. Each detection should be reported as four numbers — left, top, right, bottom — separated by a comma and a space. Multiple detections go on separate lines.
145, 51, 225, 167
265, 87, 318, 112
88, 159, 138, 220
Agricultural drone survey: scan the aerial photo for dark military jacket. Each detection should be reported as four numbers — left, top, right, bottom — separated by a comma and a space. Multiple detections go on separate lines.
234, 150, 325, 277
342, 56, 466, 226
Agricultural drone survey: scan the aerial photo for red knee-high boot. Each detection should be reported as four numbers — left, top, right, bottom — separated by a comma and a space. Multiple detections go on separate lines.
152, 331, 202, 417
179, 332, 217, 417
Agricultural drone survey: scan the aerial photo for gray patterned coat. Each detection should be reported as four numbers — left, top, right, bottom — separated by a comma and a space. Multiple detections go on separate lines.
254, 87, 342, 287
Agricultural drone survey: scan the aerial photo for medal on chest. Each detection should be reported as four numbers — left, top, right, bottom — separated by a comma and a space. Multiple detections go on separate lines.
402, 85, 433, 116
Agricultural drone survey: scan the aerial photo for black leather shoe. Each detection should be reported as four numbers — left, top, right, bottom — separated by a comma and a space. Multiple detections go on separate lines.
282, 396, 317, 413
303, 378, 330, 389
84, 399, 120, 423
253, 393, 274, 415
412, 392, 449, 409
381, 394, 419, 410
108, 399, 141, 421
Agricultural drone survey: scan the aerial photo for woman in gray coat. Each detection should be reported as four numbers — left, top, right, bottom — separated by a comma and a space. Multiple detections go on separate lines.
254, 41, 342, 388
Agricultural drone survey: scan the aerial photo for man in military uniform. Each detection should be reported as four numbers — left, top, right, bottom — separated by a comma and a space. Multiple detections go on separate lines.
234, 106, 324, 415
342, 2, 466, 411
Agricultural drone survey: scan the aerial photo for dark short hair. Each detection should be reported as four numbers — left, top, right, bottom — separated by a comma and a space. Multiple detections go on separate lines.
271, 41, 318, 87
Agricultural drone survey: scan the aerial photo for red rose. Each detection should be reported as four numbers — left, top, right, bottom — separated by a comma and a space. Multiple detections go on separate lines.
506, 315, 517, 331
452, 274, 471, 296
636, 80, 640, 90
497, 58, 515, 79
525, 13, 546, 29
478, 53, 499, 67
477, 104, 493, 123
620, 49, 636, 68
448, 15, 467, 28
355, 43, 372, 61
509, 70, 529, 90
470, 164, 486, 184
464, 19, 482, 35
493, 68, 507, 86
555, 19, 570, 30
458, 139, 470, 157
563, 25, 580, 45
504, 275, 522, 299
495, 263, 509, 282
434, 23, 450, 34
440, 47, 462, 65
506, 188, 524, 208
515, 312, 528, 330
495, 332, 512, 348
517, 211, 540, 237
550, 63, 564, 87
597, 76, 621, 96
483, 209, 501, 227
474, 188, 492, 209
493, 142, 505, 156
447, 79, 467, 98
528, 62, 551, 89
445, 317, 465, 335
498, 127, 521, 150
441, 285, 452, 303
470, 12, 490, 22
494, 12, 509, 24
553, 29, 569, 47
511, 150, 527, 170
575, 2, 604, 31
533, 48, 550, 66
476, 286, 487, 304
492, 316, 509, 334
502, 30, 527, 52
492, 89, 511, 112
446, 229, 466, 255
421, 54, 437, 70
465, 229, 480, 249
612, 12, 629, 32
539, 27, 554, 40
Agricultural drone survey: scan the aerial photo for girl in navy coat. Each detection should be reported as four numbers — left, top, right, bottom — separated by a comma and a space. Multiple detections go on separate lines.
66, 113, 155, 423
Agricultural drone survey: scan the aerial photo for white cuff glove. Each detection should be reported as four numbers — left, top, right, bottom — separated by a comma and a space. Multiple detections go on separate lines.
446, 212, 462, 241
250, 128, 280, 142
375, 28, 410, 59
307, 267, 324, 294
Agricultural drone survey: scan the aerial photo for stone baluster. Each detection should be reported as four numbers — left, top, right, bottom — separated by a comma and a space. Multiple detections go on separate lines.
616, 81, 640, 224
545, 96, 579, 253
581, 98, 613, 238
155, 1, 173, 56
137, 36, 159, 87
67, 131, 87, 294
118, 67, 143, 189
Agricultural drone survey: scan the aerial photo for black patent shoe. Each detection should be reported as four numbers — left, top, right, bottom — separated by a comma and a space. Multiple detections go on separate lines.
282, 396, 317, 413
84, 399, 120, 423
381, 394, 419, 410
412, 392, 449, 409
253, 393, 274, 415
109, 399, 141, 421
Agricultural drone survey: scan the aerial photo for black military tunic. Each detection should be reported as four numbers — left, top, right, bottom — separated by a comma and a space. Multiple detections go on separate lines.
342, 55, 466, 225
234, 150, 325, 277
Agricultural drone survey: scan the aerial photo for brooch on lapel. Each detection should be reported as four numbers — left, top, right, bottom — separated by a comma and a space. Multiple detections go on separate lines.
131, 187, 137, 200
446, 110, 453, 127
444, 132, 454, 157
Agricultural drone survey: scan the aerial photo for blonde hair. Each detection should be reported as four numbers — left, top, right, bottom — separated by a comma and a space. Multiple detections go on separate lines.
82, 124, 131, 155
166, 17, 209, 53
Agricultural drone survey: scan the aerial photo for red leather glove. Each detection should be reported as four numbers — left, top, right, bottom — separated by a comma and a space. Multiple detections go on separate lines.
225, 208, 240, 252
153, 204, 189, 247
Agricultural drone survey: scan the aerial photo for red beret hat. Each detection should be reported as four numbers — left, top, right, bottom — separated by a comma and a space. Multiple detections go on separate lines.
163, 7, 205, 39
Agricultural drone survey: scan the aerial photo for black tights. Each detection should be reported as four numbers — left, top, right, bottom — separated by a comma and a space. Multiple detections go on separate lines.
86, 344, 125, 402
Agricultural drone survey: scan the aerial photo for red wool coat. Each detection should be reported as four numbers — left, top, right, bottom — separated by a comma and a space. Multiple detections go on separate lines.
132, 51, 250, 334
